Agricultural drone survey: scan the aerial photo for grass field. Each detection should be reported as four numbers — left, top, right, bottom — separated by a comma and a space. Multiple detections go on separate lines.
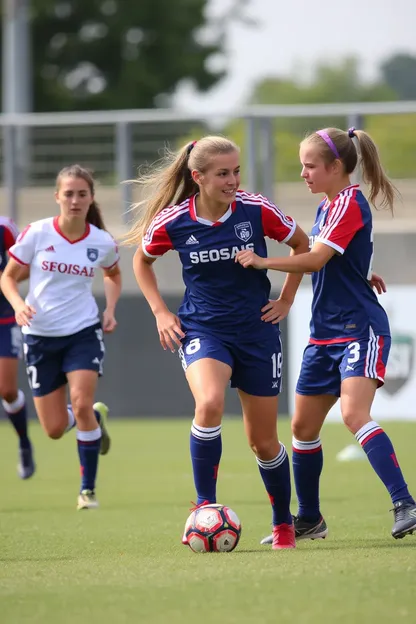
1, 417, 415, 624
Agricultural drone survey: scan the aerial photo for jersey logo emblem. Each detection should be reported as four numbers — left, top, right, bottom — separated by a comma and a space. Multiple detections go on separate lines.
234, 221, 253, 242
185, 235, 199, 245
45, 245, 55, 252
87, 248, 99, 262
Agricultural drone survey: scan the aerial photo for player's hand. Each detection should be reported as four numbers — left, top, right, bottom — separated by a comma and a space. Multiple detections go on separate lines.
15, 302, 36, 327
261, 298, 292, 324
155, 309, 185, 353
369, 272, 386, 295
235, 249, 266, 270
102, 309, 117, 333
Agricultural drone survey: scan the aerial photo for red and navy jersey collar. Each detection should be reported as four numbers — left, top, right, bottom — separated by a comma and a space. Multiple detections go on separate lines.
189, 194, 237, 227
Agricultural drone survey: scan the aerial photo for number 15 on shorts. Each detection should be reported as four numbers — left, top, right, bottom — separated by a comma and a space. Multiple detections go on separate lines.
271, 352, 282, 389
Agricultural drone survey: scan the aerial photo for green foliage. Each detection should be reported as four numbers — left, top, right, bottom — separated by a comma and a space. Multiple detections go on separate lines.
225, 57, 414, 182
381, 53, 416, 100
2, 0, 249, 112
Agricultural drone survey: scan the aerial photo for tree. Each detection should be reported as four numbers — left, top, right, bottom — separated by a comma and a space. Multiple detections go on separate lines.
13, 0, 253, 111
380, 53, 416, 100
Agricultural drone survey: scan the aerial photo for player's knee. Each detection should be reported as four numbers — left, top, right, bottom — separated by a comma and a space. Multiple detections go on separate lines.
0, 388, 18, 404
249, 437, 279, 460
43, 422, 65, 440
341, 410, 368, 434
194, 394, 224, 426
71, 393, 93, 422
291, 417, 317, 441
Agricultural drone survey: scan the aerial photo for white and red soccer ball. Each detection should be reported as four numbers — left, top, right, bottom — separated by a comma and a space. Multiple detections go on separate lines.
184, 504, 242, 553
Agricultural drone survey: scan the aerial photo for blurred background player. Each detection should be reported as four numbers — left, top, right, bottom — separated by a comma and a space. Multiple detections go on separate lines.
0, 165, 121, 510
126, 135, 310, 549
235, 127, 416, 543
0, 216, 35, 479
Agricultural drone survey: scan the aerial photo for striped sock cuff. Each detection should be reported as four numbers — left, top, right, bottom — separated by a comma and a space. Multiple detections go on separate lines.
2, 389, 25, 414
292, 437, 322, 454
355, 421, 383, 447
76, 427, 101, 442
66, 405, 76, 432
256, 444, 287, 470
191, 419, 222, 441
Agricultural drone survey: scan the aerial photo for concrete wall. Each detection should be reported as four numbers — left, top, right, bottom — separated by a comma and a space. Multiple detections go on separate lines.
17, 295, 289, 419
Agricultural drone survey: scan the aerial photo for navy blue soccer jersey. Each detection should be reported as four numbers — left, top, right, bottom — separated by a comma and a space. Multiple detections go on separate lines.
308, 184, 390, 343
143, 190, 296, 340
0, 217, 19, 323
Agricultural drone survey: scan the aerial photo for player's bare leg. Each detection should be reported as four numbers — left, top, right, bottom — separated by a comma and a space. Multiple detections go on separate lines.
240, 391, 295, 549
341, 377, 416, 539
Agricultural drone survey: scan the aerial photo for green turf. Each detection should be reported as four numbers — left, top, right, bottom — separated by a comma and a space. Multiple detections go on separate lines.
1, 418, 415, 623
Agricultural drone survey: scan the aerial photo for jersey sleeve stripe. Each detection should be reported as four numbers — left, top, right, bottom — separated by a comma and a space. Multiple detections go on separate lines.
145, 206, 189, 242
145, 201, 190, 233
314, 237, 345, 255
142, 244, 160, 259
238, 190, 295, 229
8, 250, 29, 266
319, 190, 354, 240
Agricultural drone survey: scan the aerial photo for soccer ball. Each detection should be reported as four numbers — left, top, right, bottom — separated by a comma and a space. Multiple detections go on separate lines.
184, 503, 242, 553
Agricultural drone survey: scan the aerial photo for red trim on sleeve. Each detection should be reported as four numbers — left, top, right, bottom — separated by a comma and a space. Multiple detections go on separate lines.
8, 251, 29, 266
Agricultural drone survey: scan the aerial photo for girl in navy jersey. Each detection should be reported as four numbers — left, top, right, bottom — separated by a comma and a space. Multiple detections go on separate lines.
126, 135, 310, 549
1, 165, 122, 510
236, 127, 416, 542
0, 217, 35, 479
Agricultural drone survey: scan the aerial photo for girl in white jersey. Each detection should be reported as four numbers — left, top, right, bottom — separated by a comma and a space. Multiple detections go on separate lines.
236, 127, 416, 543
0, 165, 122, 510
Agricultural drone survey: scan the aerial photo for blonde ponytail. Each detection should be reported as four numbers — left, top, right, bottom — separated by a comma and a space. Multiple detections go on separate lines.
121, 135, 239, 247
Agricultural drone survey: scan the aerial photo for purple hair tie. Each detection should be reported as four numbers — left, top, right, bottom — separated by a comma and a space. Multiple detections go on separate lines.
316, 130, 340, 159
348, 127, 356, 138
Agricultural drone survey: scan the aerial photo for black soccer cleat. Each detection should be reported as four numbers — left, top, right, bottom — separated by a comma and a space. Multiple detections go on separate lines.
293, 515, 328, 540
260, 514, 328, 544
391, 500, 416, 539
18, 445, 36, 480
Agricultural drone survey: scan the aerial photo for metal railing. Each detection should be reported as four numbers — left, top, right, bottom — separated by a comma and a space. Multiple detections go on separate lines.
2, 100, 416, 223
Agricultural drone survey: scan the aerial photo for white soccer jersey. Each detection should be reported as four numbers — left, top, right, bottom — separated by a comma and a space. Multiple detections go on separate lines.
8, 217, 119, 337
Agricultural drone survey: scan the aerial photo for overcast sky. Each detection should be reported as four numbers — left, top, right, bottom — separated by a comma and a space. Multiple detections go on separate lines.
174, 0, 416, 114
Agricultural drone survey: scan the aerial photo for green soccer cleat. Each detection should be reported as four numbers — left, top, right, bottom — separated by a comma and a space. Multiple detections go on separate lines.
93, 401, 111, 455
77, 489, 99, 510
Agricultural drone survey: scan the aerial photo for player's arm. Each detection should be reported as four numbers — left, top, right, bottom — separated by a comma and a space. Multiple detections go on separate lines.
0, 259, 36, 326
102, 263, 122, 333
133, 245, 185, 352
277, 224, 311, 300
261, 242, 335, 274
259, 224, 311, 323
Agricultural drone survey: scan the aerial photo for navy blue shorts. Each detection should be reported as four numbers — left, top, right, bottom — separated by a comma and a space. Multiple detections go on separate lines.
178, 329, 283, 397
296, 332, 391, 397
23, 323, 105, 397
0, 322, 23, 359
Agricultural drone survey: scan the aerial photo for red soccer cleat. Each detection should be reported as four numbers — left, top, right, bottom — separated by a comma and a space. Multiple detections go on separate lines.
272, 523, 296, 550
182, 500, 211, 545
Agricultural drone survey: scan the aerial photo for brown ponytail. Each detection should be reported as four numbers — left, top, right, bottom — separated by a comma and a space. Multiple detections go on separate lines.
86, 200, 106, 230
